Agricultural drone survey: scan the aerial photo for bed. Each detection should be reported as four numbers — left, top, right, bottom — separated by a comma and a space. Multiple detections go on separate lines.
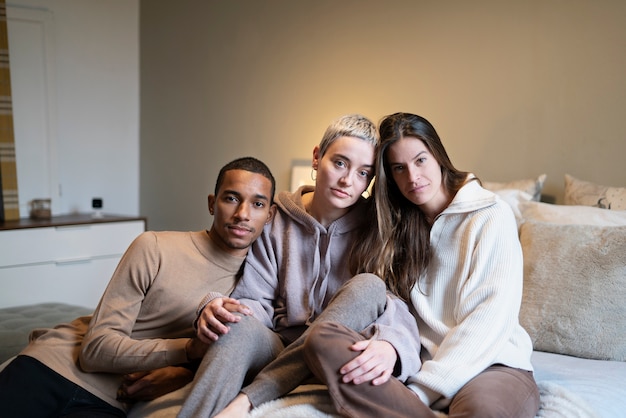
2, 175, 626, 417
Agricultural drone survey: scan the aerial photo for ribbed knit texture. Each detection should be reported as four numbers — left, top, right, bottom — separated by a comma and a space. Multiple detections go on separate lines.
406, 180, 534, 407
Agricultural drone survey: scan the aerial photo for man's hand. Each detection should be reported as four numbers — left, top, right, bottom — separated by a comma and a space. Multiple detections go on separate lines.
116, 366, 193, 402
196, 297, 251, 343
339, 339, 397, 386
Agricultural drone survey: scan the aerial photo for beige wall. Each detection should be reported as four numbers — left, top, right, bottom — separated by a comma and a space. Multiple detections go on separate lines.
140, 0, 626, 231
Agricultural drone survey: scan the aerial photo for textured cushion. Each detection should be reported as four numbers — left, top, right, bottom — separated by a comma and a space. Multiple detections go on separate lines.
564, 174, 626, 210
519, 201, 626, 226
519, 221, 626, 361
0, 303, 92, 363
482, 174, 547, 202
490, 189, 534, 228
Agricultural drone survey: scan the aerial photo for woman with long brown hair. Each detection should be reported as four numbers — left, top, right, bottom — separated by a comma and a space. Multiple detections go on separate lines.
303, 112, 540, 417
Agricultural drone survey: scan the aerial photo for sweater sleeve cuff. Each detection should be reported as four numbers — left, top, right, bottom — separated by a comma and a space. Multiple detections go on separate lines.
167, 338, 191, 366
407, 383, 441, 407
193, 292, 226, 329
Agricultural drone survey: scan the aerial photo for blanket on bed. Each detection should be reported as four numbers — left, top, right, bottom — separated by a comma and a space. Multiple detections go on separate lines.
248, 382, 597, 418
2, 304, 625, 418
126, 379, 596, 418
130, 349, 626, 418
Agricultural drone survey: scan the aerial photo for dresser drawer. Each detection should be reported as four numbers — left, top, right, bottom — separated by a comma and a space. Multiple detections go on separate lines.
0, 220, 145, 268
0, 256, 119, 309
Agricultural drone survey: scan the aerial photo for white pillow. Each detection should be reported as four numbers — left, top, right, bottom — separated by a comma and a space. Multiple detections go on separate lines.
519, 221, 626, 361
493, 189, 534, 227
564, 174, 626, 210
482, 174, 547, 202
519, 201, 626, 226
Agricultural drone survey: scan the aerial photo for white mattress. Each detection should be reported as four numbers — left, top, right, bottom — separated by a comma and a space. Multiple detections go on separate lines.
4, 349, 624, 418
531, 350, 626, 418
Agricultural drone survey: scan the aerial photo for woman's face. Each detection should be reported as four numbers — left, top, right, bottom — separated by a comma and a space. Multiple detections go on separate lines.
386, 136, 448, 216
313, 135, 374, 212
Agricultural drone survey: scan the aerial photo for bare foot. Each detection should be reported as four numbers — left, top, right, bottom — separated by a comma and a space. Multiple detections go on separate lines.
214, 393, 252, 418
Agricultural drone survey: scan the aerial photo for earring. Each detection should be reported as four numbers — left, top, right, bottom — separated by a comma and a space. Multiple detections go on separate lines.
310, 169, 317, 181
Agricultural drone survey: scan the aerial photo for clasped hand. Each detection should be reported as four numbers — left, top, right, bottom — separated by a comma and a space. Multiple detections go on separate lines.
339, 339, 397, 386
196, 297, 252, 344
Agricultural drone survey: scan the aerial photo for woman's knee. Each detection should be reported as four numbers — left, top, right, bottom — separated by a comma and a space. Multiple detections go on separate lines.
351, 273, 386, 293
303, 322, 336, 360
449, 366, 539, 418
217, 315, 279, 351
343, 273, 387, 305
227, 313, 260, 335
304, 322, 361, 366
211, 315, 283, 369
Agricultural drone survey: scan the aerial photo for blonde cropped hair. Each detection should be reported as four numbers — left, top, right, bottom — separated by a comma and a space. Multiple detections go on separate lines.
317, 114, 379, 158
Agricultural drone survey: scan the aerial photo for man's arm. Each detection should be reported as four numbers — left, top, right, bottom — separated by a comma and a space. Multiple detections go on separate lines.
117, 334, 212, 402
116, 366, 194, 402
79, 232, 189, 373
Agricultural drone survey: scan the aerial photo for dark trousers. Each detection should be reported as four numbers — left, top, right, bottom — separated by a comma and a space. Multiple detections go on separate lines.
304, 322, 540, 418
0, 355, 126, 418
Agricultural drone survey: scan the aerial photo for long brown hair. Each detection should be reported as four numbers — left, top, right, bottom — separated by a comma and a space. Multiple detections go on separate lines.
350, 113, 472, 301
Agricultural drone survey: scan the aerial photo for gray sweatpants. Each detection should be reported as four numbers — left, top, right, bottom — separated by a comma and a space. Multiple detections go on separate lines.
177, 273, 387, 418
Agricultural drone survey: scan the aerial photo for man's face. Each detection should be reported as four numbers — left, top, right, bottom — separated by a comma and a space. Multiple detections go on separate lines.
208, 169, 275, 256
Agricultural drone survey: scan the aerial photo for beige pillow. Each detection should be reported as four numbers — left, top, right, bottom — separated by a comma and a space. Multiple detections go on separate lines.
564, 174, 626, 210
493, 189, 534, 227
519, 201, 626, 226
483, 174, 547, 202
519, 221, 626, 361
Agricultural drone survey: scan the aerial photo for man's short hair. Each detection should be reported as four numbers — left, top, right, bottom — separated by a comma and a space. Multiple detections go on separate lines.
215, 157, 276, 203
